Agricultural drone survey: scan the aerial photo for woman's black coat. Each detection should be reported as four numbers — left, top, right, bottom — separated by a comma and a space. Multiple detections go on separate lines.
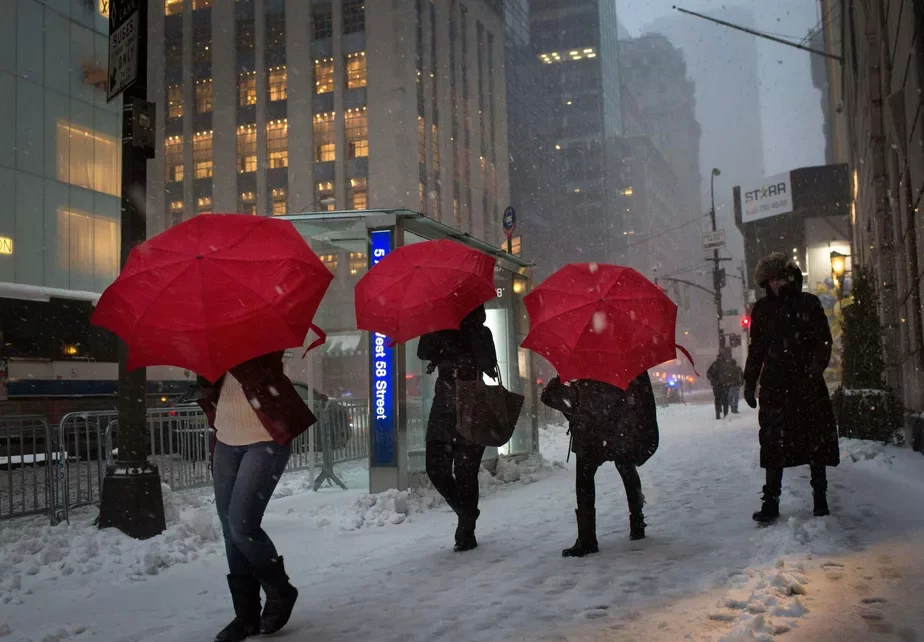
542, 373, 659, 467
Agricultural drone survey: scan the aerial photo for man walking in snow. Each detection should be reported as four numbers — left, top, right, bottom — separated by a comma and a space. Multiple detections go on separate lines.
707, 351, 731, 419
727, 358, 744, 413
744, 253, 839, 524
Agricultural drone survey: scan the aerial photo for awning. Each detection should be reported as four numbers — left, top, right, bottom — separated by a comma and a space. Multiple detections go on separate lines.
0, 282, 101, 305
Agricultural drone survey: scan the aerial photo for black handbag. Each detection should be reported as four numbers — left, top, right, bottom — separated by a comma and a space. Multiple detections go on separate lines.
456, 365, 525, 447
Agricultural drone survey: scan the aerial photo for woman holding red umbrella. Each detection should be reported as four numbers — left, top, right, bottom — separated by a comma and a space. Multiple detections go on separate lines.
542, 373, 658, 556
418, 305, 498, 552
198, 352, 315, 642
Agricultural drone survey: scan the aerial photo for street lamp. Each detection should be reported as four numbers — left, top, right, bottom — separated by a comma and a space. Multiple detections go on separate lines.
830, 250, 849, 299
709, 168, 724, 350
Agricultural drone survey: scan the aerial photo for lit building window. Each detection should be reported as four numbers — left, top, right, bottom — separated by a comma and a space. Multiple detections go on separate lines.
169, 200, 184, 227
316, 181, 335, 211
345, 52, 367, 89
268, 66, 287, 101
197, 196, 212, 215
343, 0, 365, 34
345, 108, 368, 159
349, 176, 368, 210
315, 58, 334, 94
319, 253, 339, 273
167, 84, 183, 119
239, 72, 257, 106
195, 79, 213, 113
432, 124, 440, 173
192, 0, 211, 8
165, 0, 183, 16
57, 208, 119, 285
56, 121, 122, 197
237, 125, 256, 173
313, 3, 333, 39
510, 236, 521, 256
417, 116, 426, 166
419, 181, 425, 212
348, 252, 366, 276
266, 119, 289, 169
165, 135, 183, 182
314, 112, 336, 162
538, 47, 596, 64
238, 192, 256, 215
193, 131, 213, 179
271, 188, 287, 216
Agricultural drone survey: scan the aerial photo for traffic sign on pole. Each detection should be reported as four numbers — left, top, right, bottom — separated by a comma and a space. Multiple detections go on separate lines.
702, 229, 726, 251
107, 0, 141, 102
503, 206, 516, 240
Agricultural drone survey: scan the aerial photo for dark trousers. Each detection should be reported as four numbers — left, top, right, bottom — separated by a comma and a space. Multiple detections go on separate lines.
575, 456, 644, 516
764, 464, 827, 497
728, 387, 740, 413
425, 439, 486, 517
713, 387, 730, 418
213, 440, 291, 576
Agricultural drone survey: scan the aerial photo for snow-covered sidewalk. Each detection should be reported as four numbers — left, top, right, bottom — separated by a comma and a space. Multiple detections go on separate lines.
2, 402, 923, 641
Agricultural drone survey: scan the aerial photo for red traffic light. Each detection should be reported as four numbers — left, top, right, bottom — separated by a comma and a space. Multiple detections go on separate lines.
741, 316, 751, 329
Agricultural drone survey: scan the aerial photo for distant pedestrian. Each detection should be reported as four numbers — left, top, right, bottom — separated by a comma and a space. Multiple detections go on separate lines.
542, 372, 659, 557
744, 253, 839, 524
418, 305, 498, 552
707, 350, 731, 419
198, 351, 314, 642
727, 358, 744, 413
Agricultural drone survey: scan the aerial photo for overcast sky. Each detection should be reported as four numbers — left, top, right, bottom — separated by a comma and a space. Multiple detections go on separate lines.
618, 0, 826, 179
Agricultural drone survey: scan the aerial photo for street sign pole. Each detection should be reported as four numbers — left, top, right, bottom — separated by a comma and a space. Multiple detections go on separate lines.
98, 0, 165, 540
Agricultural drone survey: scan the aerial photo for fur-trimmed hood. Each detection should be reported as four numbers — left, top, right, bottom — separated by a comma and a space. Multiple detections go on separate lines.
754, 252, 801, 288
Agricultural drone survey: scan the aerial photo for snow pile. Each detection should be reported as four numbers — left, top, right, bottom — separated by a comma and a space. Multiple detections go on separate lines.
839, 437, 894, 465
311, 452, 563, 531
0, 486, 222, 606
710, 563, 811, 641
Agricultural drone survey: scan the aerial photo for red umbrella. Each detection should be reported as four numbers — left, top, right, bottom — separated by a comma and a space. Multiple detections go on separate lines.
92, 214, 332, 382
354, 239, 496, 344
522, 263, 693, 389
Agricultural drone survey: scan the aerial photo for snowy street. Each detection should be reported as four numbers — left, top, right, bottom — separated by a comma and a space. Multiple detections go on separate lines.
2, 400, 924, 642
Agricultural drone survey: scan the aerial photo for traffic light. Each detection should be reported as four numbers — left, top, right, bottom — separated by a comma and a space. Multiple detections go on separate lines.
741, 316, 751, 330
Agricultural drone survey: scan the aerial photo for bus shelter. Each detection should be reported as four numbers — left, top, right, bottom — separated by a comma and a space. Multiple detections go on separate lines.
279, 209, 537, 493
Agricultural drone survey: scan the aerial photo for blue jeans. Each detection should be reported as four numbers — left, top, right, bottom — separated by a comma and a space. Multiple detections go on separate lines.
213, 440, 291, 576
728, 387, 740, 413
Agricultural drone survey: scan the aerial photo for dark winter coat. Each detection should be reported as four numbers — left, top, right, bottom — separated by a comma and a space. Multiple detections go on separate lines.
744, 255, 839, 469
417, 306, 498, 444
728, 362, 744, 388
707, 358, 729, 392
541, 373, 659, 467
197, 351, 317, 457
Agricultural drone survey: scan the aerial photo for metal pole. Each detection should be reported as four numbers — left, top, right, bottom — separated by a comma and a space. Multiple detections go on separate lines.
98, 0, 166, 539
710, 170, 725, 351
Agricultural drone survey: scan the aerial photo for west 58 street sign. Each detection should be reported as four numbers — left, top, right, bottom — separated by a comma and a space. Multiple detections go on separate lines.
107, 0, 140, 102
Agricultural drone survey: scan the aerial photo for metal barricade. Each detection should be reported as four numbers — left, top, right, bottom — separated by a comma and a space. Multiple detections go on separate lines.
327, 398, 370, 465
57, 411, 117, 522
0, 415, 58, 523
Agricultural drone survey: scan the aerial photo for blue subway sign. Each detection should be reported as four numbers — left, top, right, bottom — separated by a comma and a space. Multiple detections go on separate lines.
369, 229, 397, 466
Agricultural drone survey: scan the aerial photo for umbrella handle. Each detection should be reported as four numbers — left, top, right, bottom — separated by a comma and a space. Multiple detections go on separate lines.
301, 323, 327, 358
675, 344, 700, 377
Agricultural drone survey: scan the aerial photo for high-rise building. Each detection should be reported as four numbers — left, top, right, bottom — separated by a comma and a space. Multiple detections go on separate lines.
501, 0, 557, 262
646, 7, 764, 254
147, 0, 509, 247
529, 0, 629, 273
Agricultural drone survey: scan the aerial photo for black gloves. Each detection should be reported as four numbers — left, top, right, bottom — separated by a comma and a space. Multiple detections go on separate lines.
744, 386, 757, 409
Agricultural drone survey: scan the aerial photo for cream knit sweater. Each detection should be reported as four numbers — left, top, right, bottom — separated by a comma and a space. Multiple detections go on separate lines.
214, 374, 274, 446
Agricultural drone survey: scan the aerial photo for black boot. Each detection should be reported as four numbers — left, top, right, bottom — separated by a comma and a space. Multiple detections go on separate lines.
812, 477, 830, 517
752, 487, 780, 525
254, 557, 299, 635
454, 509, 479, 552
562, 509, 599, 557
629, 513, 646, 540
215, 575, 261, 642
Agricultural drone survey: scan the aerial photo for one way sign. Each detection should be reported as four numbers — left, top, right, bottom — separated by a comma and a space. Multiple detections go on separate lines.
107, 0, 140, 102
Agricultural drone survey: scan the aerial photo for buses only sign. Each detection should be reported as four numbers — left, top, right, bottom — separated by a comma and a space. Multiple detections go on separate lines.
107, 0, 140, 102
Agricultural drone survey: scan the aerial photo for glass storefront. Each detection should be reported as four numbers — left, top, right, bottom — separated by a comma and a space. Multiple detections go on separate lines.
283, 210, 536, 492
